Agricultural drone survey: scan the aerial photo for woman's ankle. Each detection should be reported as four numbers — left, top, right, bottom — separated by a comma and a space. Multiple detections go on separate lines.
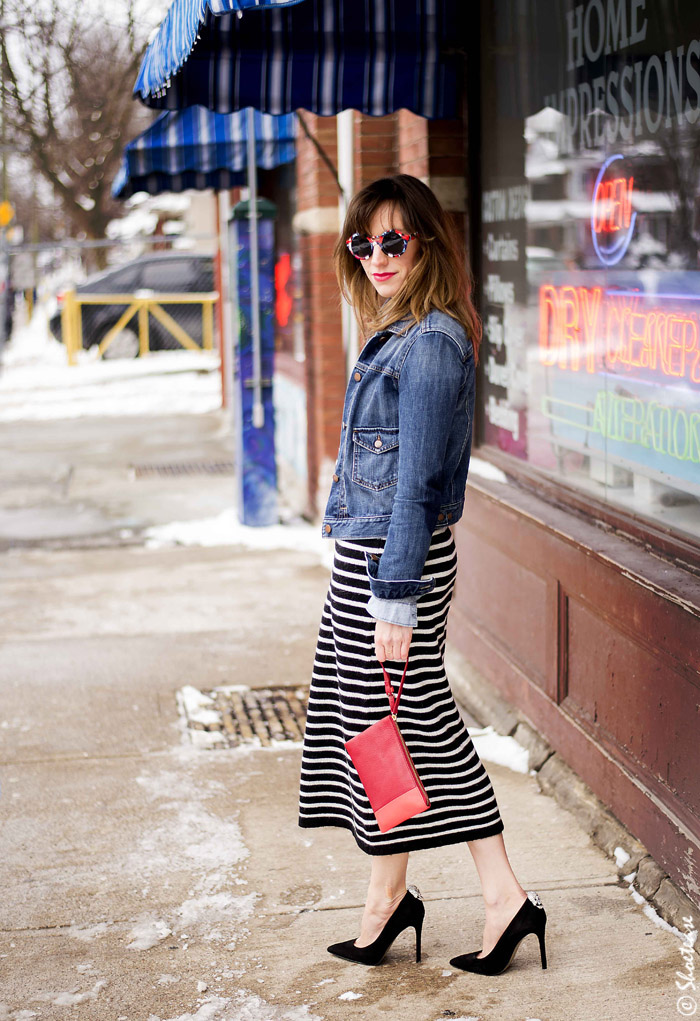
365, 886, 407, 915
482, 885, 526, 911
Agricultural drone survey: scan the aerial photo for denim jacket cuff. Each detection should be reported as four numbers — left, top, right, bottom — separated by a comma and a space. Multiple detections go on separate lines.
365, 553, 435, 599
366, 594, 418, 628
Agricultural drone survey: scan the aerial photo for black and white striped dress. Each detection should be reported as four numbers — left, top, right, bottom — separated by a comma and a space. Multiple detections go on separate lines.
298, 527, 505, 855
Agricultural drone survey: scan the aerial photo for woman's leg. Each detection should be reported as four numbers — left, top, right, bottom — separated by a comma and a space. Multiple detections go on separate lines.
355, 852, 409, 947
467, 833, 527, 957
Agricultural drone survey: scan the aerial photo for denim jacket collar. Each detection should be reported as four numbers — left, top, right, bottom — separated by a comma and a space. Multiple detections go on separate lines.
372, 311, 471, 361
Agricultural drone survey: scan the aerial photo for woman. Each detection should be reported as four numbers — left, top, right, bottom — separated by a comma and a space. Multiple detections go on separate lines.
298, 175, 547, 975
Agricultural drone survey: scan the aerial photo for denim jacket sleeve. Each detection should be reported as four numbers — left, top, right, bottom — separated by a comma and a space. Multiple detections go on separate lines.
365, 330, 468, 600
366, 593, 418, 628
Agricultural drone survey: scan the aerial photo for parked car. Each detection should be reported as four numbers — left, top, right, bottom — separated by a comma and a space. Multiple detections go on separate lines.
50, 252, 215, 358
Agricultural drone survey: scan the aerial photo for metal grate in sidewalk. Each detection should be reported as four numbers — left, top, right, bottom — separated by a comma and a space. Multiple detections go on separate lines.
132, 460, 235, 478
179, 685, 309, 748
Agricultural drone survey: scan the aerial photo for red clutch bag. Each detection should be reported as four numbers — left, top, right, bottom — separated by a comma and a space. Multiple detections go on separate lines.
344, 656, 430, 833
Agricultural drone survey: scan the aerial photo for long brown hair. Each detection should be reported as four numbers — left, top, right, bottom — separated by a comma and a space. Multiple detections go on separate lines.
333, 174, 481, 363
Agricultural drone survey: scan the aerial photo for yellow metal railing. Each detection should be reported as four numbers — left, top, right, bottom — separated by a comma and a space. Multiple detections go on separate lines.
60, 290, 219, 364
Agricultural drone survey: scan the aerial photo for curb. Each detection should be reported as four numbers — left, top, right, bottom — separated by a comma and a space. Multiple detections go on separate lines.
445, 644, 700, 955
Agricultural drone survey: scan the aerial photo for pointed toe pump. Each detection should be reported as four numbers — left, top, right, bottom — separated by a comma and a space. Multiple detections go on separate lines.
450, 891, 547, 976
327, 887, 425, 966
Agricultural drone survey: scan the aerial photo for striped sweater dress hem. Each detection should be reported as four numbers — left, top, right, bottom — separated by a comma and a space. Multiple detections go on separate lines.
298, 527, 505, 855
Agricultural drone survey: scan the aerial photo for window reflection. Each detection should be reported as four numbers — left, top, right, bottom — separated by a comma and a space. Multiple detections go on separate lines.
480, 0, 700, 539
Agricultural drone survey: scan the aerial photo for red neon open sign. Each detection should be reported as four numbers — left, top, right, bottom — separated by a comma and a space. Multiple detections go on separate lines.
593, 176, 634, 234
591, 155, 637, 265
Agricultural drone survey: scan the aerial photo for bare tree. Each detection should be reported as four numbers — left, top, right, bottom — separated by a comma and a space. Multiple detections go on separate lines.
1, 0, 152, 260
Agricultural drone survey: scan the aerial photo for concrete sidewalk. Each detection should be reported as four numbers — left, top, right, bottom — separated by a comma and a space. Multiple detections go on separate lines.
0, 412, 693, 1021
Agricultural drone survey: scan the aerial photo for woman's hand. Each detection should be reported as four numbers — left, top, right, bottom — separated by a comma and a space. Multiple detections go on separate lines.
374, 619, 413, 663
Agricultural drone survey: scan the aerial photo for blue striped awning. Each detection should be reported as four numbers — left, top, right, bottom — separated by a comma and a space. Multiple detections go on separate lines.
112, 105, 296, 199
135, 0, 461, 119
134, 0, 305, 106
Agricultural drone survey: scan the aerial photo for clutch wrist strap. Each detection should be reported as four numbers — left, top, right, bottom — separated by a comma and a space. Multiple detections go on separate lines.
380, 654, 410, 717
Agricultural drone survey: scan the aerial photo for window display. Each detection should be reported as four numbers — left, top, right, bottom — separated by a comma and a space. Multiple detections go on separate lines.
480, 0, 700, 540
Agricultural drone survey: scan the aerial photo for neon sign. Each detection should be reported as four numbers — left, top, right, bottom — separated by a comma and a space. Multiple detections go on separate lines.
591, 155, 637, 266
593, 177, 634, 234
539, 284, 700, 385
541, 390, 700, 465
275, 252, 293, 327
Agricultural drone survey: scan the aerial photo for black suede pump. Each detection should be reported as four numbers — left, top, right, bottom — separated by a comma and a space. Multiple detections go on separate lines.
327, 887, 425, 966
449, 890, 547, 975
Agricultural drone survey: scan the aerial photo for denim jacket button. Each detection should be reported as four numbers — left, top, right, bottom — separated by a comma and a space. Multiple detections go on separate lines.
374, 437, 382, 448
437, 512, 445, 521
353, 372, 362, 381
325, 524, 332, 534
332, 473, 339, 482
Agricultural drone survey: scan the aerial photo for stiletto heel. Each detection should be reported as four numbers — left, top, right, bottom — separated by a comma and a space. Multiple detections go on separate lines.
327, 886, 425, 966
415, 917, 423, 963
450, 891, 547, 976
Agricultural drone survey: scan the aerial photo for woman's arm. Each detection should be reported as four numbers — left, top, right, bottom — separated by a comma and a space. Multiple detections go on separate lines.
365, 329, 468, 600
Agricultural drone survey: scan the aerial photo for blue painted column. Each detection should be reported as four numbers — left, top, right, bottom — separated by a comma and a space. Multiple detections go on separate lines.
231, 198, 278, 526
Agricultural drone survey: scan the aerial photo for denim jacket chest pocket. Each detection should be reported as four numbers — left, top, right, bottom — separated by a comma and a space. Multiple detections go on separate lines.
351, 427, 399, 491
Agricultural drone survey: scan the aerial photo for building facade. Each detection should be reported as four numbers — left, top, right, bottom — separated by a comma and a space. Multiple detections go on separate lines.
462, 0, 700, 909
279, 0, 700, 911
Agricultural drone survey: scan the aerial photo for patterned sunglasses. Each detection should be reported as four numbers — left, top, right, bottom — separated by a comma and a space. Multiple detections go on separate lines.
345, 229, 419, 260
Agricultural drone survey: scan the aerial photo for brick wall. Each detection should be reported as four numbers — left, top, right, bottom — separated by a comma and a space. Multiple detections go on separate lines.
353, 113, 398, 188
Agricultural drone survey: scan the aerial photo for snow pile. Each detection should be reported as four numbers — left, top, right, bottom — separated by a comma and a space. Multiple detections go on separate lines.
467, 724, 530, 774
614, 846, 631, 868
127, 919, 172, 951
34, 979, 107, 1007
0, 311, 221, 421
177, 686, 221, 729
468, 456, 509, 484
143, 507, 330, 568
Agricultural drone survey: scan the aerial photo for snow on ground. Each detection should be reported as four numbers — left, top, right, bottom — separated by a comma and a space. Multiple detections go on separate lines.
147, 991, 323, 1021
0, 309, 222, 421
144, 507, 332, 569
614, 846, 631, 868
65, 922, 111, 942
467, 724, 530, 774
469, 456, 509, 484
33, 980, 108, 1008
177, 686, 221, 728
623, 870, 686, 938
126, 920, 172, 951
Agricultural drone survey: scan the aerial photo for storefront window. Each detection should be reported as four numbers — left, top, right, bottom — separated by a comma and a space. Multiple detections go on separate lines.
479, 0, 700, 541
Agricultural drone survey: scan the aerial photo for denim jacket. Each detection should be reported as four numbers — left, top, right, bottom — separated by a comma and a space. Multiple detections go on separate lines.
321, 309, 475, 627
